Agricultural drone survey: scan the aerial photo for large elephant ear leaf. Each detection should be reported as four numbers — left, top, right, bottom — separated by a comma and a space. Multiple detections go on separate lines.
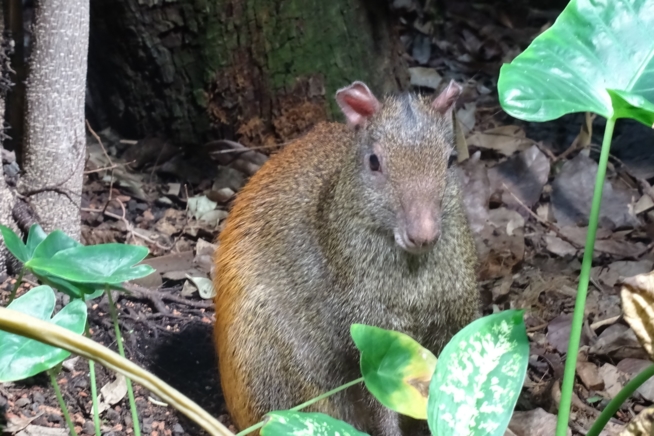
498, 0, 654, 125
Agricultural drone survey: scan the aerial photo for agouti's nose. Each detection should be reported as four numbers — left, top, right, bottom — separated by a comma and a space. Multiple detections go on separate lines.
406, 215, 440, 249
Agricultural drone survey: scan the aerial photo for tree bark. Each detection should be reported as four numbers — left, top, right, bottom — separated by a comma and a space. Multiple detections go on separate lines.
0, 3, 15, 276
88, 0, 407, 147
17, 0, 89, 240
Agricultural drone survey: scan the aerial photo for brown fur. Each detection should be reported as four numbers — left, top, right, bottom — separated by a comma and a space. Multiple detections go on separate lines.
214, 88, 479, 436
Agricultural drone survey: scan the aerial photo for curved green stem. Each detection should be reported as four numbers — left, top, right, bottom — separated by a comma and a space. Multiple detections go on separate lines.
556, 117, 616, 436
236, 377, 365, 436
8, 268, 25, 304
48, 368, 78, 436
106, 288, 141, 436
587, 364, 654, 436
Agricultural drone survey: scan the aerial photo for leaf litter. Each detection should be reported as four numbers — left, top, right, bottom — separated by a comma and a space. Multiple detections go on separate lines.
3, 0, 654, 435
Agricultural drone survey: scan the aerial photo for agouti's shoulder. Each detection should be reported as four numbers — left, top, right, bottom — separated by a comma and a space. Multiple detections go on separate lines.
236, 121, 350, 196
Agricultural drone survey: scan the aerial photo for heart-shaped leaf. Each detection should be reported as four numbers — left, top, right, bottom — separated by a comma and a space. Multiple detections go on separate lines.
27, 243, 154, 285
0, 285, 87, 382
0, 225, 28, 263
261, 411, 369, 436
498, 0, 654, 125
31, 230, 82, 260
427, 310, 529, 436
351, 324, 437, 419
25, 224, 48, 260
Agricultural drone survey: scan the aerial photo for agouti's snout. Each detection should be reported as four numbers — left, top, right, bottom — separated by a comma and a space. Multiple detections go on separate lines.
395, 201, 441, 254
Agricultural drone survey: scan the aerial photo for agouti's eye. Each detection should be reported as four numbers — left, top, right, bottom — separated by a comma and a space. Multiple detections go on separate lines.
369, 154, 381, 172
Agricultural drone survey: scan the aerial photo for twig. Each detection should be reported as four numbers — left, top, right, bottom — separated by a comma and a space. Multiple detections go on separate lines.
84, 161, 135, 174
81, 206, 174, 251
502, 183, 584, 250
85, 119, 115, 202
121, 283, 214, 309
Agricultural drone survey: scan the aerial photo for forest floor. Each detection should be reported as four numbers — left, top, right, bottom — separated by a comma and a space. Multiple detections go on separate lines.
2, 0, 654, 435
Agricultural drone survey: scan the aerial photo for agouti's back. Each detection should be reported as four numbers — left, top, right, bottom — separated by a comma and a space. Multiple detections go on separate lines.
214, 81, 479, 436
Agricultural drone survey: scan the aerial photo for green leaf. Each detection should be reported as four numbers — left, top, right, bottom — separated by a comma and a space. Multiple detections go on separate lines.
31, 270, 95, 299
498, 0, 654, 125
0, 224, 28, 263
427, 310, 529, 436
27, 243, 154, 284
351, 324, 437, 419
261, 411, 369, 436
31, 230, 81, 260
25, 224, 48, 260
0, 286, 87, 382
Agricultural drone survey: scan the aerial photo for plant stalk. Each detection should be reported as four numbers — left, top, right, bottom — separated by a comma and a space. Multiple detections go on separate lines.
106, 288, 141, 436
89, 360, 101, 436
236, 377, 365, 436
48, 368, 78, 436
8, 268, 25, 304
86, 322, 101, 436
555, 117, 616, 436
587, 364, 654, 436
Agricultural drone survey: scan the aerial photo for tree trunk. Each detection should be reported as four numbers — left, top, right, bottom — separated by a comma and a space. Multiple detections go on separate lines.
17, 0, 89, 240
0, 3, 16, 276
88, 0, 407, 147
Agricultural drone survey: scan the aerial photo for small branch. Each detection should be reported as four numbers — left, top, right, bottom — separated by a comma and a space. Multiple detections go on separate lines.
502, 183, 583, 250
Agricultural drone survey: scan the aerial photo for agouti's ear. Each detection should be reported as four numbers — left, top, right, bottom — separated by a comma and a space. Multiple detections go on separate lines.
335, 81, 381, 128
431, 80, 462, 114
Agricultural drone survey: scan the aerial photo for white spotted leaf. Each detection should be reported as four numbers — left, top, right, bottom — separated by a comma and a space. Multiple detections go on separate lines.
261, 411, 369, 436
427, 310, 528, 436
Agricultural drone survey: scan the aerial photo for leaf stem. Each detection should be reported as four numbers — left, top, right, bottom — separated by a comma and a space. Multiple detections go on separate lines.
587, 364, 654, 436
556, 116, 616, 436
48, 368, 78, 436
8, 268, 25, 304
89, 360, 101, 436
236, 377, 365, 436
106, 288, 141, 436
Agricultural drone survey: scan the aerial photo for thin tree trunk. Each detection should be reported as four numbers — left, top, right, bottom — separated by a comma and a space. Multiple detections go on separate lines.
18, 0, 89, 239
0, 3, 14, 276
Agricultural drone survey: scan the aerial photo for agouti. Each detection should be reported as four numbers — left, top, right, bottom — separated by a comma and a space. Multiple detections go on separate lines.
213, 80, 480, 436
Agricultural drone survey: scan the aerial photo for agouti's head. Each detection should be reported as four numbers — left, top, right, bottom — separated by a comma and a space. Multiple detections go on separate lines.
335, 80, 462, 255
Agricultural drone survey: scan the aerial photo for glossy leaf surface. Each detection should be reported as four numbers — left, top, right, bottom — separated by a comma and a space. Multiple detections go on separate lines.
25, 224, 48, 260
27, 243, 154, 284
31, 230, 81, 260
261, 411, 368, 436
427, 310, 529, 436
0, 286, 87, 382
351, 324, 437, 419
498, 0, 654, 125
0, 225, 28, 263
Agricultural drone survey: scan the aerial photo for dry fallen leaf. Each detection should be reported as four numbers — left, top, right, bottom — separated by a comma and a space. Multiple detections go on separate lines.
551, 151, 640, 230
466, 125, 532, 156
617, 358, 654, 402
622, 270, 654, 359
598, 363, 628, 399
508, 408, 571, 436
93, 374, 128, 414
458, 152, 491, 235
488, 144, 550, 211
590, 323, 650, 360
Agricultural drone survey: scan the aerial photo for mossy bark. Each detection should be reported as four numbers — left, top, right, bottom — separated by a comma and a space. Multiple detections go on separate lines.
88, 0, 407, 147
